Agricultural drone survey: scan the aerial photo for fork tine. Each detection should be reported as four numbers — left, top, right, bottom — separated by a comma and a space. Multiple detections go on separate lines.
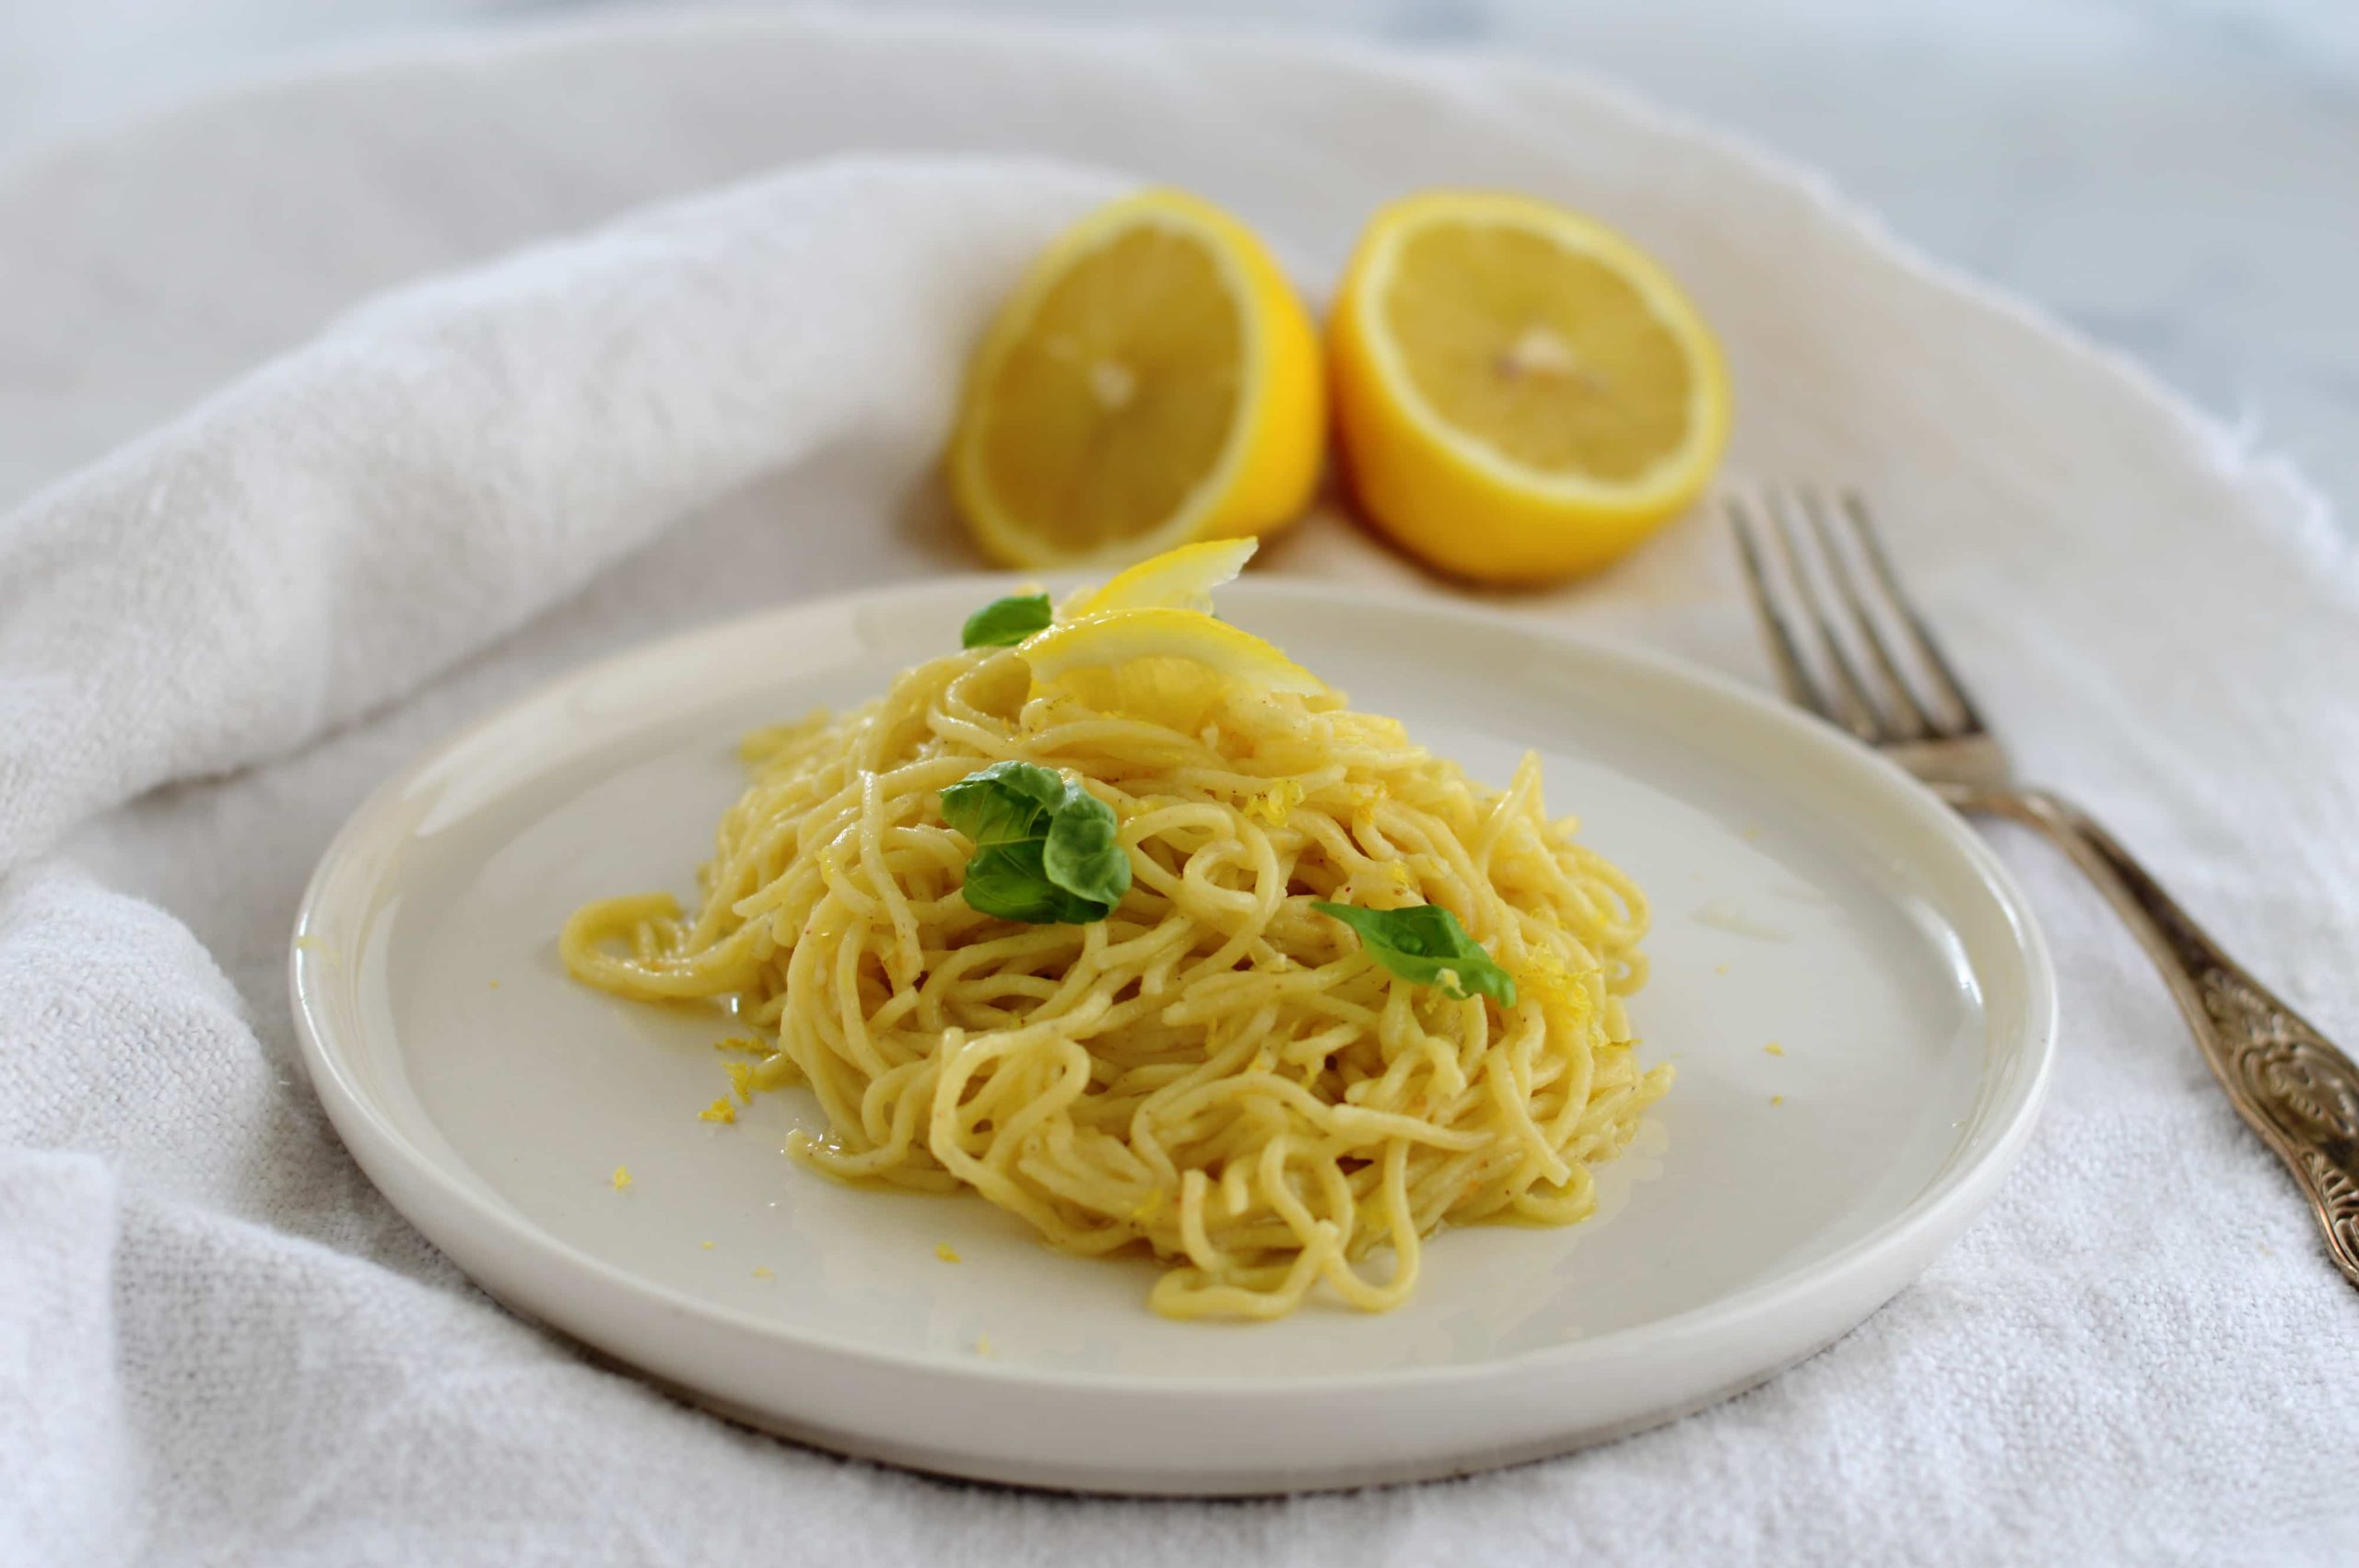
1839, 491, 1989, 734
1765, 488, 1884, 741
1727, 497, 1833, 721
1796, 486, 1933, 740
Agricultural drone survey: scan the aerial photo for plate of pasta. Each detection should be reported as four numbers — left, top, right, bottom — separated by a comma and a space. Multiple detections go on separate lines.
290, 544, 2054, 1494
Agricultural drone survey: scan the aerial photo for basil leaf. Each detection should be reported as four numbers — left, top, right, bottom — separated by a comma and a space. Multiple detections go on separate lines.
941, 760, 1065, 848
941, 762, 1129, 924
961, 841, 1106, 924
961, 593, 1054, 649
1041, 787, 1132, 907
1310, 901, 1518, 1006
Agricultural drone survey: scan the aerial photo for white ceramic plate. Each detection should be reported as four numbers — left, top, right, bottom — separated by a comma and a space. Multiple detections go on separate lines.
290, 579, 2055, 1495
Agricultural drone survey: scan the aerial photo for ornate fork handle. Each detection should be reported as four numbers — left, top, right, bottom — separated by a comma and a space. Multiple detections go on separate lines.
1943, 783, 2359, 1285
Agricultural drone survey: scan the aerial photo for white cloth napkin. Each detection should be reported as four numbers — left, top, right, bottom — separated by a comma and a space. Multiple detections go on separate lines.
3, 12, 2356, 1566
0, 156, 1112, 875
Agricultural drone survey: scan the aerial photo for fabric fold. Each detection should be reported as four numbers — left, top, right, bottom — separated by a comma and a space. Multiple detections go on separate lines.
0, 156, 1116, 878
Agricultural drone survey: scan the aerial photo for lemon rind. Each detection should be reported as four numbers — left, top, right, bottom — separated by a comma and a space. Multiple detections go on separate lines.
1067, 537, 1261, 618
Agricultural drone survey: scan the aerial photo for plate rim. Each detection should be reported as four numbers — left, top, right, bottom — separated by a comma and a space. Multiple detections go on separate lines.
290, 573, 2058, 1399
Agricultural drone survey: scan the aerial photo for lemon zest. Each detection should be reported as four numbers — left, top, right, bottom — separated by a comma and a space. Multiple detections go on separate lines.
1246, 778, 1305, 825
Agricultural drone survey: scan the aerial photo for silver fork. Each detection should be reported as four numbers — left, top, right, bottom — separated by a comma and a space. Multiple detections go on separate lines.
1731, 486, 2359, 1288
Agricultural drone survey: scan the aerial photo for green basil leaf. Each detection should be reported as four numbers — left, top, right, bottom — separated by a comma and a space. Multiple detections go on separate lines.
960, 593, 1054, 649
1310, 901, 1518, 1006
1041, 785, 1132, 907
960, 841, 1104, 923
942, 762, 1125, 924
940, 760, 1064, 848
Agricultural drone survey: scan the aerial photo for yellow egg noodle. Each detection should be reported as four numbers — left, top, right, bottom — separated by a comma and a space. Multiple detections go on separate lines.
561, 622, 1669, 1320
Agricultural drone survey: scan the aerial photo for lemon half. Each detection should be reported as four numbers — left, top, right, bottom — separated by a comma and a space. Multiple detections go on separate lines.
951, 191, 1325, 570
1331, 190, 1731, 583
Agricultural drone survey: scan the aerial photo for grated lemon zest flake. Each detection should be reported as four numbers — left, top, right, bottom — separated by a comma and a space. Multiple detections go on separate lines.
1246, 778, 1305, 826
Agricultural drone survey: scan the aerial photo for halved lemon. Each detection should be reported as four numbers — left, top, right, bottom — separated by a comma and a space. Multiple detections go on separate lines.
949, 190, 1324, 570
1020, 606, 1322, 730
1331, 191, 1731, 583
1064, 537, 1258, 617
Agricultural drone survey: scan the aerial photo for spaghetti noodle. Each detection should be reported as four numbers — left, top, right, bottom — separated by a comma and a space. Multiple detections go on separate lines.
562, 591, 1668, 1320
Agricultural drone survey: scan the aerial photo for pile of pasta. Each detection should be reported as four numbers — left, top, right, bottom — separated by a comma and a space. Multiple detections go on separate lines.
563, 645, 1667, 1319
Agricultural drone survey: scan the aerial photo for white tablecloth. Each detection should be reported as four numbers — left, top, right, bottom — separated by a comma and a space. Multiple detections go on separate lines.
2, 11, 2355, 1564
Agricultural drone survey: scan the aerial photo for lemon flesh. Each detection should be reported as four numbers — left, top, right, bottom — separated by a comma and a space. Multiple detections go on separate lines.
1384, 222, 1697, 485
1332, 191, 1730, 583
952, 191, 1325, 570
975, 226, 1239, 555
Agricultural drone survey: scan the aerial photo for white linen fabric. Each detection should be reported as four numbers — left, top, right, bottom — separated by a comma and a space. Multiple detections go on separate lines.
1, 11, 2354, 1566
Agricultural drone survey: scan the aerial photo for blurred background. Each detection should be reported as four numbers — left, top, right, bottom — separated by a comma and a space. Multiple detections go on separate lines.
6, 0, 2356, 526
